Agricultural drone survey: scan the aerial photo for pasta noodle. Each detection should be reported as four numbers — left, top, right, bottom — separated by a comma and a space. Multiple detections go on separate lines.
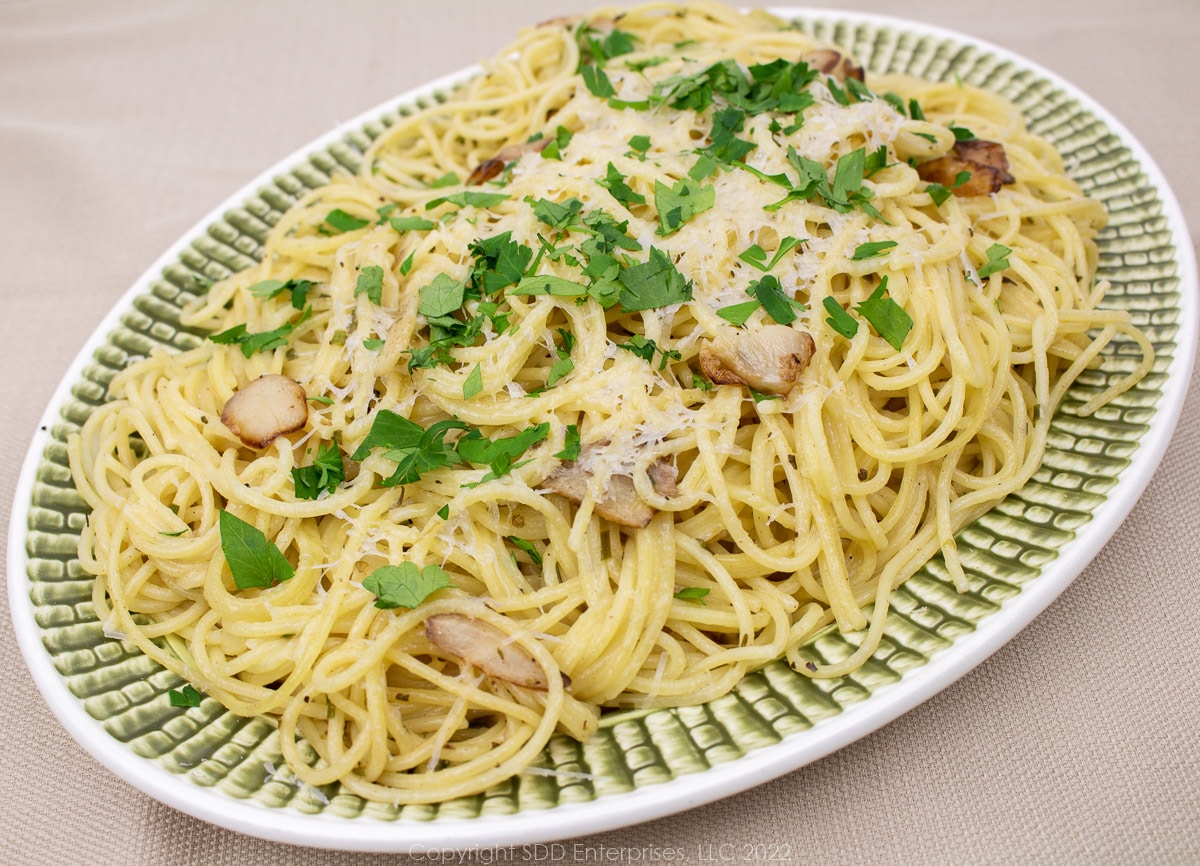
67, 1, 1153, 804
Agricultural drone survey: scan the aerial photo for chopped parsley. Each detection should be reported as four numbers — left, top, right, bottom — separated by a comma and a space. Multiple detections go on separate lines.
250, 278, 314, 310
717, 300, 760, 326
462, 363, 484, 399
949, 123, 976, 141
977, 243, 1013, 278
654, 176, 715, 236
351, 411, 469, 486
325, 209, 370, 233
627, 134, 652, 160
747, 274, 802, 325
363, 562, 454, 609
209, 306, 312, 358
388, 215, 436, 232
425, 190, 509, 211
218, 509, 295, 590
673, 587, 710, 603
292, 441, 344, 500
541, 125, 575, 160
507, 536, 544, 566
926, 170, 972, 206
597, 162, 647, 209
577, 24, 638, 67
618, 246, 693, 312
581, 64, 617, 98
738, 236, 803, 272
855, 276, 913, 350
545, 329, 575, 388
168, 684, 204, 708
851, 240, 898, 260
823, 296, 859, 340
456, 422, 550, 482
428, 171, 460, 188
615, 334, 681, 370
355, 265, 385, 305
555, 424, 581, 461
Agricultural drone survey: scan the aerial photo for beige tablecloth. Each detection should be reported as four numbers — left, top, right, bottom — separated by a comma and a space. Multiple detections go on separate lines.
2, 1, 1198, 863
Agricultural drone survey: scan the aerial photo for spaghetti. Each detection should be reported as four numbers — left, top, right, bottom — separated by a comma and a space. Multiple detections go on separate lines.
68, 1, 1153, 804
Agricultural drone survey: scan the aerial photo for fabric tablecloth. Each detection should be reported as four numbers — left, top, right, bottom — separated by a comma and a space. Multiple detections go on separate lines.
2, 1, 1197, 863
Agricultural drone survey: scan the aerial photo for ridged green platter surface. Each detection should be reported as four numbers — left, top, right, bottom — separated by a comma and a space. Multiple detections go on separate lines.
9, 9, 1196, 852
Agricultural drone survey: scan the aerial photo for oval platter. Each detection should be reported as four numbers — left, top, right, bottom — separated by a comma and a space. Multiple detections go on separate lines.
9, 7, 1197, 853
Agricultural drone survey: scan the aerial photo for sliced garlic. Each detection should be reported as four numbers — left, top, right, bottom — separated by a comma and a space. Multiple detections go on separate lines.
220, 374, 308, 449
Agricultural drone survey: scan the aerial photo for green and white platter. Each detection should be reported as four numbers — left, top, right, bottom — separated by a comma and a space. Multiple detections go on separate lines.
9, 9, 1197, 853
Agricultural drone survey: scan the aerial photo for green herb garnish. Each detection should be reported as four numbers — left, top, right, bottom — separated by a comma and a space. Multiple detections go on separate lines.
363, 562, 454, 609
292, 441, 344, 500
168, 684, 204, 708
977, 243, 1013, 278
851, 240, 898, 260
855, 276, 913, 350
218, 509, 295, 590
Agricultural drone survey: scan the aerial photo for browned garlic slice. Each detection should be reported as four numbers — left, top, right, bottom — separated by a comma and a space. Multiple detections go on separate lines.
803, 48, 865, 82
466, 137, 552, 186
544, 466, 655, 529
646, 458, 678, 498
425, 613, 549, 690
219, 374, 308, 449
916, 139, 1015, 197
699, 325, 816, 396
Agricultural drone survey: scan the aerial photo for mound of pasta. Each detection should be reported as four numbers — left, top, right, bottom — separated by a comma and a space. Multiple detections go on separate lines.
69, 1, 1152, 804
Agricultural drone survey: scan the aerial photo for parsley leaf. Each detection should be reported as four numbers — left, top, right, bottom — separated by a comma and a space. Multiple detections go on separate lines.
219, 509, 295, 590
325, 209, 369, 233
851, 240, 898, 260
581, 64, 617, 98
577, 25, 638, 67
597, 162, 646, 209
748, 274, 801, 325
456, 422, 550, 480
977, 243, 1013, 278
949, 123, 976, 141
717, 300, 760, 326
388, 216, 436, 232
627, 134, 652, 160
351, 411, 468, 486
507, 536, 543, 566
702, 106, 756, 164
355, 265, 385, 305
425, 190, 509, 211
823, 296, 859, 340
463, 363, 483, 399
250, 278, 314, 310
363, 562, 454, 609
530, 196, 585, 232
654, 176, 715, 236
616, 334, 681, 370
418, 273, 467, 319
168, 684, 204, 708
469, 231, 534, 295
855, 276, 913, 350
673, 587, 710, 603
555, 424, 581, 461
292, 441, 344, 500
428, 172, 460, 188
618, 247, 693, 311
738, 236, 803, 272
540, 125, 574, 160
510, 274, 591, 299
209, 307, 312, 358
